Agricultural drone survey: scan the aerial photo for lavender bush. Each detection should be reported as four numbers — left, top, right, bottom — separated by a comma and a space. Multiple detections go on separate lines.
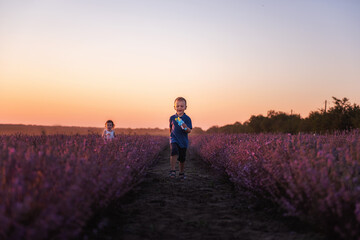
0, 134, 167, 240
191, 131, 360, 239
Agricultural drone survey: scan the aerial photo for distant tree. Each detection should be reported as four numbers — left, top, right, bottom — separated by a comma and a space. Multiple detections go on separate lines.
303, 97, 360, 132
217, 121, 246, 133
192, 127, 205, 135
305, 111, 327, 133
207, 126, 220, 134
327, 97, 358, 130
248, 115, 266, 133
203, 96, 359, 134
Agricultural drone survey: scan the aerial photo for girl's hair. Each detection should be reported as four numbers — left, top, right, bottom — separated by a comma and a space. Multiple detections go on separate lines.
174, 97, 187, 106
105, 120, 115, 127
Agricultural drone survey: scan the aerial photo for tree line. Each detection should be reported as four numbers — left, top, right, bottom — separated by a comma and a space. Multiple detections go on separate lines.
194, 97, 360, 134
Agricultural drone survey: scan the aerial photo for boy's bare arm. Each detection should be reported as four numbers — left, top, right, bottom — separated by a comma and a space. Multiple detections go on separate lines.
169, 118, 172, 134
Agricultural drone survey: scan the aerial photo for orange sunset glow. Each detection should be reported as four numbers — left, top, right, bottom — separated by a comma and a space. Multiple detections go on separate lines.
1, 1, 359, 129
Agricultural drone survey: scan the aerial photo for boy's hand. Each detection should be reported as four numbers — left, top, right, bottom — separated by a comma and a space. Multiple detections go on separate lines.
182, 123, 191, 133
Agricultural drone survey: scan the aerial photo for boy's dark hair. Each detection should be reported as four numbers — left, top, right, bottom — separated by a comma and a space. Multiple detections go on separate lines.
105, 120, 115, 127
174, 97, 187, 106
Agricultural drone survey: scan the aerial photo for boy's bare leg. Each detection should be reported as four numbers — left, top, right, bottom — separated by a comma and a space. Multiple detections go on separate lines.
170, 155, 178, 170
179, 162, 185, 173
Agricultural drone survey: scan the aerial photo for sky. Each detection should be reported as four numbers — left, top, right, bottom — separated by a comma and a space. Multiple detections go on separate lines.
1, 0, 359, 129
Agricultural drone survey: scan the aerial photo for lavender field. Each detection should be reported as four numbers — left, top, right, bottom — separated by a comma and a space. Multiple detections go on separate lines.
0, 134, 168, 240
1, 132, 359, 240
191, 131, 360, 240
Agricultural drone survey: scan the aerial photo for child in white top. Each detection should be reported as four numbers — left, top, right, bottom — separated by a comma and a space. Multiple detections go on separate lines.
102, 120, 116, 140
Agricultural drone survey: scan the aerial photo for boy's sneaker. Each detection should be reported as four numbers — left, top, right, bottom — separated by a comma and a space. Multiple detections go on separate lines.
179, 172, 186, 180
169, 170, 176, 178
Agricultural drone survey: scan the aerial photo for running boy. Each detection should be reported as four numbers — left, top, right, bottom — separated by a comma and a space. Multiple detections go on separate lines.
169, 97, 192, 179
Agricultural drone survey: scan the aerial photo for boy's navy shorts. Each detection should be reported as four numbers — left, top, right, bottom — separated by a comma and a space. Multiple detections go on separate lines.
170, 143, 187, 163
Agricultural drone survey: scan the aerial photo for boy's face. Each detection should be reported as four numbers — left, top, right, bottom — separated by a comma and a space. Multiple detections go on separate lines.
174, 100, 187, 115
106, 122, 113, 130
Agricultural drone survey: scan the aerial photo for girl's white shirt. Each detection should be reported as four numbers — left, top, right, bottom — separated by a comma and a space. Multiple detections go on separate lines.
103, 129, 115, 140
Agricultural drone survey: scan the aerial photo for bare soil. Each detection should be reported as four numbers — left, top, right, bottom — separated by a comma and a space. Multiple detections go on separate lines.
82, 146, 325, 240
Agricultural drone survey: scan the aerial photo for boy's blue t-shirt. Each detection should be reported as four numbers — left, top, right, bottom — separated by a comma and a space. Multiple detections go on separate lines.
169, 113, 192, 148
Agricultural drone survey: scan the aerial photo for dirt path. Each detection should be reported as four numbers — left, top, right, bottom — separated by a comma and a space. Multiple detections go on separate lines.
83, 146, 324, 240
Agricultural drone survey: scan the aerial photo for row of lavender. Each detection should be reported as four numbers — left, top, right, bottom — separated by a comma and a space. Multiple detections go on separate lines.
0, 134, 168, 240
191, 132, 360, 240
